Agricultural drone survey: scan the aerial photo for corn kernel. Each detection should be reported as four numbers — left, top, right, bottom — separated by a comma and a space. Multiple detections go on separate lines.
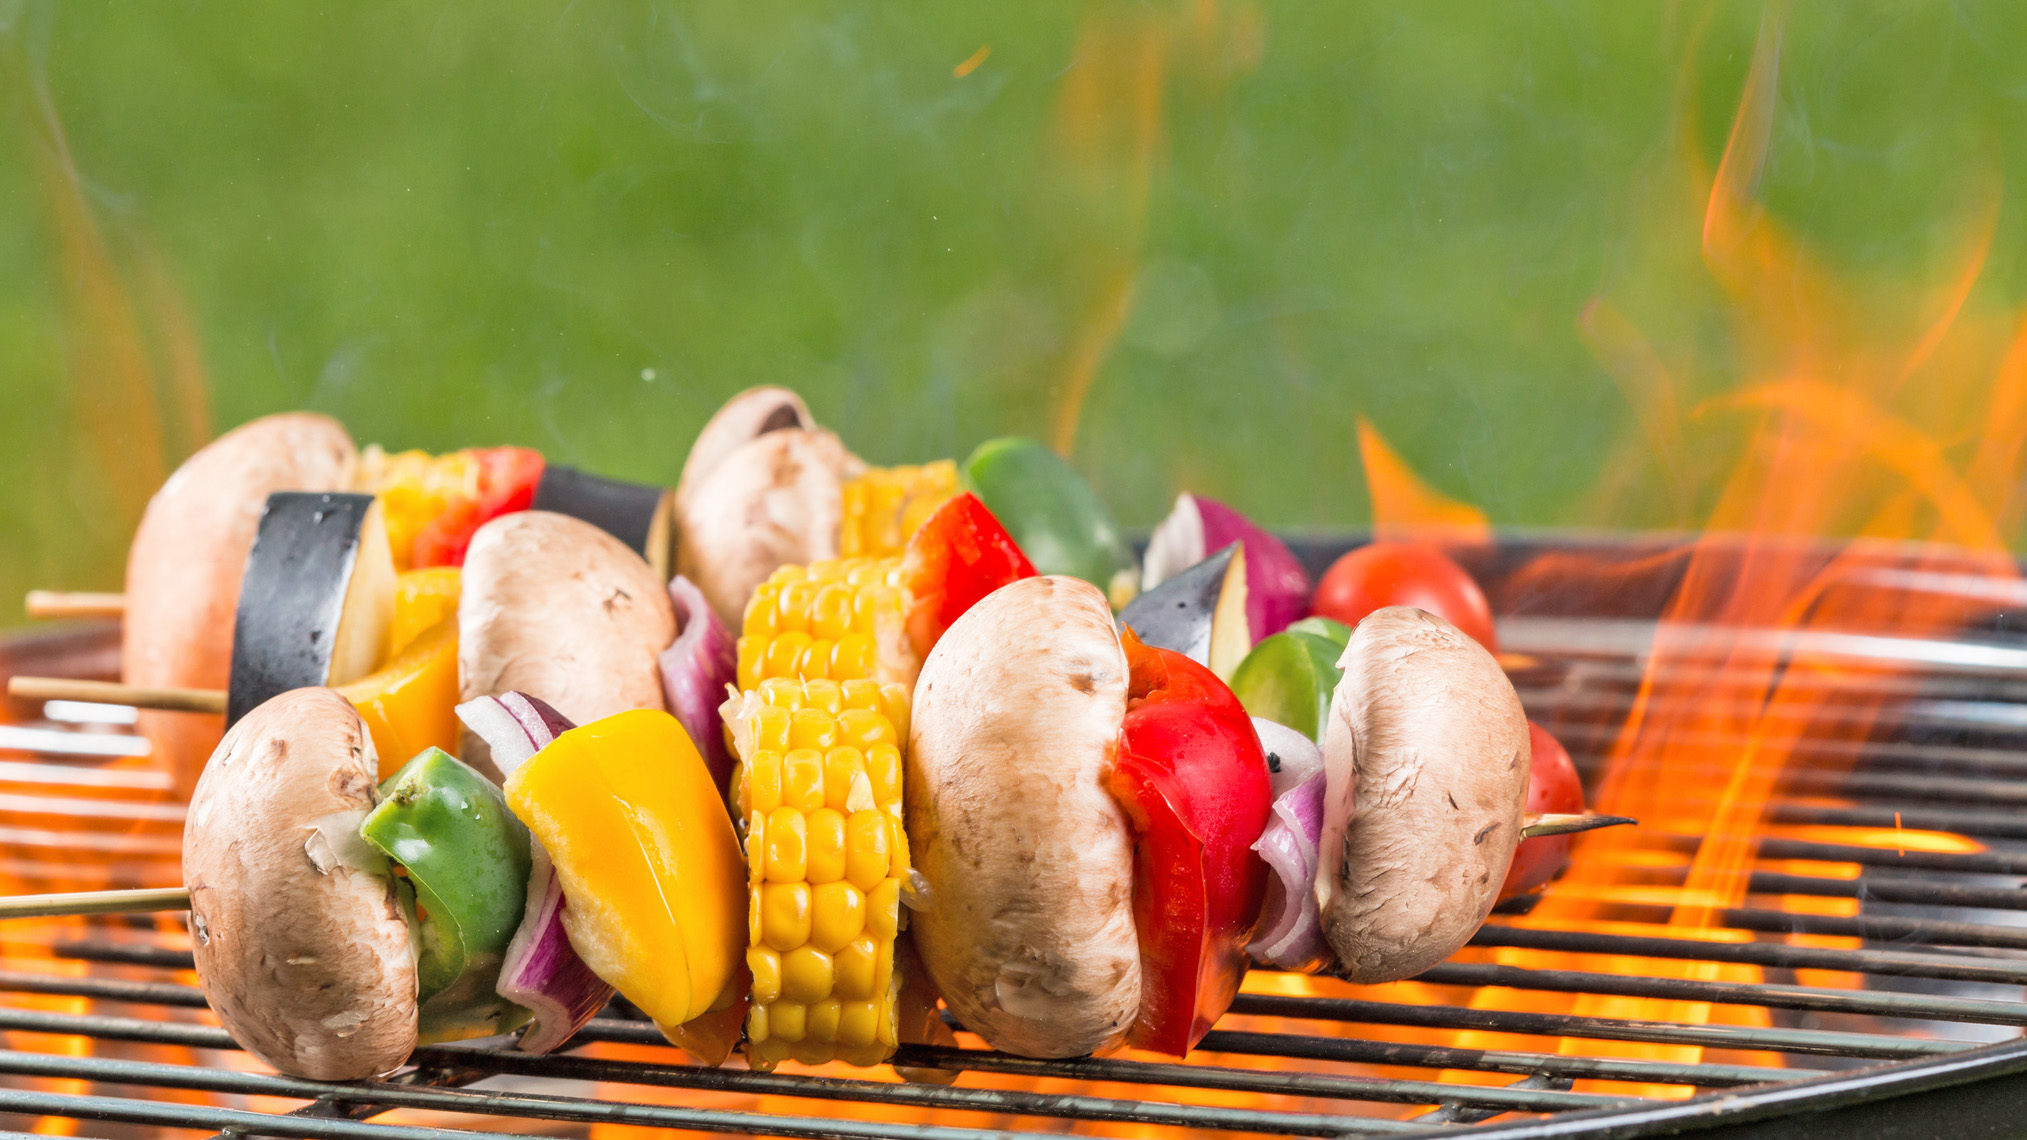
754, 706, 792, 751
802, 678, 843, 714
744, 584, 781, 637
758, 677, 802, 709
746, 812, 767, 879
873, 939, 894, 1002
790, 707, 839, 751
812, 882, 865, 954
748, 947, 782, 1004
868, 879, 900, 940
791, 1040, 835, 1067
839, 1001, 879, 1048
879, 684, 910, 743
798, 637, 834, 679
808, 998, 842, 1044
737, 638, 763, 691
845, 561, 882, 588
843, 1043, 888, 1068
865, 744, 902, 806
731, 760, 750, 817
886, 814, 911, 877
829, 634, 878, 680
811, 583, 856, 640
835, 936, 878, 1001
761, 882, 812, 952
823, 748, 867, 811
749, 752, 783, 816
771, 564, 808, 584
776, 579, 815, 631
764, 631, 810, 680
752, 1037, 791, 1068
747, 882, 764, 944
806, 808, 847, 884
841, 678, 882, 711
770, 1000, 807, 1043
783, 749, 825, 810
783, 946, 834, 1004
836, 707, 893, 751
747, 1002, 769, 1042
845, 810, 890, 891
765, 807, 807, 883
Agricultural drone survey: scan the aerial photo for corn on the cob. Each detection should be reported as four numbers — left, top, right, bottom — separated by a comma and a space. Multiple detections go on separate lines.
839, 460, 959, 558
737, 558, 920, 691
726, 677, 912, 1070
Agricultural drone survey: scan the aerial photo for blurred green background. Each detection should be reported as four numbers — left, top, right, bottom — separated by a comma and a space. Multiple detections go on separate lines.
5, 1, 2027, 622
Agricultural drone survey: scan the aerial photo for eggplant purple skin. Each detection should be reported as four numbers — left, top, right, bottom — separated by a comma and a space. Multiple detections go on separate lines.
1118, 543, 1238, 666
530, 465, 672, 566
227, 492, 376, 725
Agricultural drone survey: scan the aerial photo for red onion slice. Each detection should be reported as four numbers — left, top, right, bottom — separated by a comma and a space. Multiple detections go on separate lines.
457, 694, 614, 1053
496, 842, 614, 1054
1144, 493, 1312, 641
1246, 720, 1330, 972
454, 692, 571, 779
659, 574, 739, 791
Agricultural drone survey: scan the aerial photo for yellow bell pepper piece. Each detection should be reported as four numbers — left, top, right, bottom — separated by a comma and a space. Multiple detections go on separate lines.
337, 615, 462, 780
389, 566, 462, 656
505, 709, 746, 1030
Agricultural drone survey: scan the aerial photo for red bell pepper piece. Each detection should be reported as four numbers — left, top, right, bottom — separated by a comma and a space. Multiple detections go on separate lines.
1107, 628, 1273, 1056
412, 447, 546, 568
901, 492, 1037, 657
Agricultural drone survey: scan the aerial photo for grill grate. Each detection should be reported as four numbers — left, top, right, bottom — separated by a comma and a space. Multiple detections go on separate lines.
6, 536, 2027, 1138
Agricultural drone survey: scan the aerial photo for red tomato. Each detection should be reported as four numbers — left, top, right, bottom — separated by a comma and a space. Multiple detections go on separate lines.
900, 493, 1037, 657
411, 446, 546, 568
1106, 629, 1272, 1056
1498, 722, 1585, 900
1312, 542, 1498, 651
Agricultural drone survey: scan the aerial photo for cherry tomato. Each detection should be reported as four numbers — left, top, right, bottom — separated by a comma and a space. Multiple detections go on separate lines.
900, 492, 1037, 657
1312, 542, 1497, 651
1106, 629, 1272, 1056
1498, 722, 1585, 900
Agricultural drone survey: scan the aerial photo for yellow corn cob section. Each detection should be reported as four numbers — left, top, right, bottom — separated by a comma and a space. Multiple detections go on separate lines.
737, 558, 919, 691
839, 460, 959, 558
727, 677, 912, 1070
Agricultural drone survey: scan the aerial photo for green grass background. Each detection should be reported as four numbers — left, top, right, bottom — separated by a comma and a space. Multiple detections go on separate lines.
5, 2, 2027, 622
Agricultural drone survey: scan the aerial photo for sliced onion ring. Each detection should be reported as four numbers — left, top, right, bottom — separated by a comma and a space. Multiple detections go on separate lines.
659, 574, 739, 791
1245, 721, 1330, 972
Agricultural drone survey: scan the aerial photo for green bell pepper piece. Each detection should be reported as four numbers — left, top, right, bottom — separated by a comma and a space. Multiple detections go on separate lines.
1284, 616, 1352, 650
1228, 630, 1346, 741
360, 747, 534, 1042
962, 437, 1138, 607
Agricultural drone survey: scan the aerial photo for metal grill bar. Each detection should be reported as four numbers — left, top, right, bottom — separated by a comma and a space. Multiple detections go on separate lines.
1418, 963, 2027, 1026
1466, 925, 2027, 986
1226, 996, 1967, 1060
0, 1048, 1401, 1140
1187, 1030, 1793, 1086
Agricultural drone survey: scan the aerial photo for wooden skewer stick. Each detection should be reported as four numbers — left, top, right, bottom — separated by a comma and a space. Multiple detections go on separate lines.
0, 887, 190, 920
25, 591, 127, 620
1522, 812, 1637, 838
8, 676, 226, 715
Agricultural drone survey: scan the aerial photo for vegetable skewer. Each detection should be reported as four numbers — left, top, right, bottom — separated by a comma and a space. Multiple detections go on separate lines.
0, 812, 1627, 922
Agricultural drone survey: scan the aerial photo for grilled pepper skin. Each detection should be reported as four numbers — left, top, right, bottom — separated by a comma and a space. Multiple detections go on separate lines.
1110, 630, 1273, 1056
961, 437, 1137, 608
359, 747, 533, 1042
505, 709, 747, 1031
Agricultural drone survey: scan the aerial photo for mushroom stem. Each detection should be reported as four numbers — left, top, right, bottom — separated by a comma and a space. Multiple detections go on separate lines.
1521, 812, 1637, 837
8, 677, 225, 715
25, 591, 127, 620
0, 887, 191, 920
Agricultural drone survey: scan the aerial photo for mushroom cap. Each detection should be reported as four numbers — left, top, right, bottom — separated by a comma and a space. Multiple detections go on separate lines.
675, 426, 862, 627
905, 575, 1140, 1058
184, 687, 417, 1080
124, 412, 356, 794
673, 386, 814, 517
1318, 606, 1529, 983
459, 511, 675, 779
